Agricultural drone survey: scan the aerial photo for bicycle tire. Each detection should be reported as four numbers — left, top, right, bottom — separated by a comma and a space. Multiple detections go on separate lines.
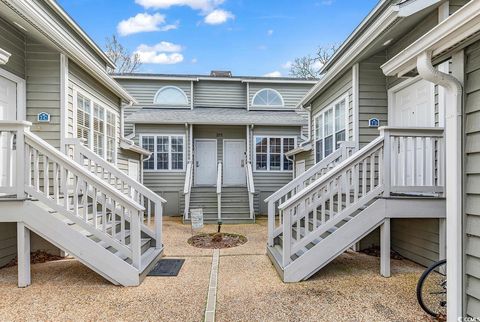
416, 259, 447, 317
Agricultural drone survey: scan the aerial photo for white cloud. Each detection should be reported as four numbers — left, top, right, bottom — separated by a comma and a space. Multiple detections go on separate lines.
267, 29, 274, 36
137, 41, 183, 53
117, 13, 178, 36
204, 9, 234, 24
264, 71, 282, 77
136, 0, 224, 12
135, 42, 184, 64
282, 61, 292, 69
191, 58, 198, 63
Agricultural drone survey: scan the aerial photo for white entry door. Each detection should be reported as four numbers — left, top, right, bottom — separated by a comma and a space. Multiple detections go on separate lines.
195, 139, 217, 186
0, 75, 17, 188
223, 140, 246, 186
391, 79, 435, 186
295, 160, 306, 178
128, 160, 140, 182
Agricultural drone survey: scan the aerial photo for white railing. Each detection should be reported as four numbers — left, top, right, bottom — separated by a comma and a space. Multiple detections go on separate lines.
24, 131, 145, 269
270, 127, 445, 267
245, 162, 255, 219
183, 160, 194, 220
0, 121, 30, 198
266, 141, 356, 246
217, 161, 222, 221
65, 138, 165, 246
381, 127, 445, 196
278, 137, 385, 266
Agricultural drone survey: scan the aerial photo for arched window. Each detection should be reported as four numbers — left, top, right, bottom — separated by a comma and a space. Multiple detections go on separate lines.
154, 86, 188, 106
252, 88, 284, 107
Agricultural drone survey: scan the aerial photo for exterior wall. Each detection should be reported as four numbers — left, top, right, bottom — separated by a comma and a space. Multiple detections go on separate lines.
134, 124, 187, 216
249, 83, 314, 109
0, 223, 16, 267
449, 0, 469, 14
193, 125, 245, 163
194, 80, 246, 108
26, 37, 61, 148
464, 40, 480, 317
251, 126, 301, 214
358, 51, 388, 146
0, 17, 26, 79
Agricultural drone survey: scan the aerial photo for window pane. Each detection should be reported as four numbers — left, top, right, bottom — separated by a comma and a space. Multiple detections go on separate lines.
335, 130, 346, 149
154, 87, 188, 105
256, 154, 267, 171
93, 104, 105, 156
171, 136, 184, 170
255, 137, 268, 170
335, 100, 346, 131
142, 137, 155, 170
270, 154, 281, 171
283, 138, 295, 171
269, 138, 281, 171
325, 135, 333, 157
156, 136, 169, 170
256, 137, 268, 153
77, 94, 91, 146
315, 114, 323, 139
253, 89, 284, 107
315, 139, 323, 163
106, 111, 116, 162
324, 109, 333, 136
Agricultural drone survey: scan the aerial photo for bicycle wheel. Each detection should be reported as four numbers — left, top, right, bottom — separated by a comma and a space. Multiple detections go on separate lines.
416, 259, 447, 317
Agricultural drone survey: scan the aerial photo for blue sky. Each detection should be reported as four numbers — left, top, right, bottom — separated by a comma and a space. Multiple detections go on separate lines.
58, 0, 378, 76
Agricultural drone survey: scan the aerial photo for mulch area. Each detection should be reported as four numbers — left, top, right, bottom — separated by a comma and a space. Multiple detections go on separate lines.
187, 232, 247, 249
1, 251, 65, 269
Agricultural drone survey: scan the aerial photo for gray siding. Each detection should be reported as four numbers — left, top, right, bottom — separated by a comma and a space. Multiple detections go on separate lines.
26, 37, 61, 148
449, 0, 469, 14
358, 51, 388, 146
0, 223, 16, 267
0, 17, 26, 79
134, 124, 187, 216
249, 83, 313, 109
464, 41, 480, 318
193, 125, 246, 163
251, 126, 300, 214
194, 80, 246, 108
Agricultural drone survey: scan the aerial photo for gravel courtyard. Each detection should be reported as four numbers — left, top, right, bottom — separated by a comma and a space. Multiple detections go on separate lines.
0, 218, 431, 321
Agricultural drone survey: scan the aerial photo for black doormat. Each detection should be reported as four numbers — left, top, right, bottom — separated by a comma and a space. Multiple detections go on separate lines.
148, 259, 185, 276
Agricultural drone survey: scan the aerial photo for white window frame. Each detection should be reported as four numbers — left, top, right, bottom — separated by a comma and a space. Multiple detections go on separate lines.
153, 86, 189, 107
313, 94, 349, 163
139, 134, 186, 172
73, 87, 118, 164
253, 135, 296, 172
251, 88, 285, 108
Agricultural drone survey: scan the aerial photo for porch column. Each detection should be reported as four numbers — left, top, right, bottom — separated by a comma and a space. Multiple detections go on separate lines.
380, 218, 391, 277
17, 222, 31, 288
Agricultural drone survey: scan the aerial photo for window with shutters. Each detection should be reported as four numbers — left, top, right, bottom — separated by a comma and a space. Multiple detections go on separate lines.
75, 90, 117, 163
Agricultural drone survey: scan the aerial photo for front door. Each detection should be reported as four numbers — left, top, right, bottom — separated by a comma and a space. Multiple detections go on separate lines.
223, 140, 246, 186
195, 139, 217, 186
0, 75, 17, 188
391, 79, 435, 185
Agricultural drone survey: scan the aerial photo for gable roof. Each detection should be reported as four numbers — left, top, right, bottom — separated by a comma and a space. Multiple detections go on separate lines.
298, 0, 443, 108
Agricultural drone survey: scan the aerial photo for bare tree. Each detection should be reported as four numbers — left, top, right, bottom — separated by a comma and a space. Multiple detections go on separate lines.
289, 44, 339, 79
104, 35, 142, 74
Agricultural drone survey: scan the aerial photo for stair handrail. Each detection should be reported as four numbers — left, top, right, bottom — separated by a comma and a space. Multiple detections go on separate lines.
266, 140, 356, 246
217, 161, 222, 220
279, 136, 385, 266
183, 159, 194, 219
245, 161, 255, 219
24, 131, 145, 269
64, 138, 165, 245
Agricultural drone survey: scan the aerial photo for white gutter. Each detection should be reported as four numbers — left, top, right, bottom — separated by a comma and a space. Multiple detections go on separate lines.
112, 74, 317, 84
120, 137, 151, 156
417, 51, 463, 322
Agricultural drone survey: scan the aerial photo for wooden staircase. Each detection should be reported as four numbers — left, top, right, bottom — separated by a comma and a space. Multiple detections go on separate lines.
0, 122, 166, 286
266, 127, 446, 282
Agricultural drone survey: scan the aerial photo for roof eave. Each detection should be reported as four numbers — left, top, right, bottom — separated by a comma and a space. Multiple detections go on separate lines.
382, 0, 480, 77
120, 138, 151, 156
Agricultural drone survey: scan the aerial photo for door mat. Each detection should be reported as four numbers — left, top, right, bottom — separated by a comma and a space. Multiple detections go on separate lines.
148, 259, 185, 276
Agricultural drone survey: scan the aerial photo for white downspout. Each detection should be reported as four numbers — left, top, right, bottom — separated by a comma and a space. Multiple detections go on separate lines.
417, 51, 463, 321
299, 105, 311, 146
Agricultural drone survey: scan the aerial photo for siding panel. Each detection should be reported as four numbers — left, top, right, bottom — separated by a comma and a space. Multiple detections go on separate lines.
249, 83, 313, 109
194, 80, 246, 108
0, 17, 26, 78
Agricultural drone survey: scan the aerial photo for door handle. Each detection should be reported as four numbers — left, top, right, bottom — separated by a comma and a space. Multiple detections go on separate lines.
196, 161, 199, 167
241, 160, 245, 167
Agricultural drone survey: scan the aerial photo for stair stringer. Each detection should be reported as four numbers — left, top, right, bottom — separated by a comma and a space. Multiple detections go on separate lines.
18, 201, 140, 286
283, 199, 387, 282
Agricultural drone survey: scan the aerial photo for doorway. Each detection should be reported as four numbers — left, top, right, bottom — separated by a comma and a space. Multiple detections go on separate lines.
223, 139, 246, 186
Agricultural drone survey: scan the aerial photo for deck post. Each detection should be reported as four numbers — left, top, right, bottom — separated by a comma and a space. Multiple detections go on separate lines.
439, 218, 446, 260
17, 222, 31, 288
380, 218, 391, 277
380, 127, 391, 197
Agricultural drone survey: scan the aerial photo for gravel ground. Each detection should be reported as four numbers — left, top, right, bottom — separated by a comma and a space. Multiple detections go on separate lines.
0, 217, 431, 321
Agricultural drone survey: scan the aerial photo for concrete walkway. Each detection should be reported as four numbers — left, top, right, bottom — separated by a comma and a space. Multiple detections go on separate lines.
0, 218, 430, 321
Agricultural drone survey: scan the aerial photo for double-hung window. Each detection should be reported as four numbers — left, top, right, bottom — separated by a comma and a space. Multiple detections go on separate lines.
314, 95, 348, 163
255, 136, 296, 171
141, 135, 185, 171
76, 91, 117, 163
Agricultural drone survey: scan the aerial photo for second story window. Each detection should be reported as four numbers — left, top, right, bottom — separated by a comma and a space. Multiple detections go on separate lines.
314, 95, 348, 163
252, 88, 284, 108
76, 91, 117, 163
154, 86, 188, 106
